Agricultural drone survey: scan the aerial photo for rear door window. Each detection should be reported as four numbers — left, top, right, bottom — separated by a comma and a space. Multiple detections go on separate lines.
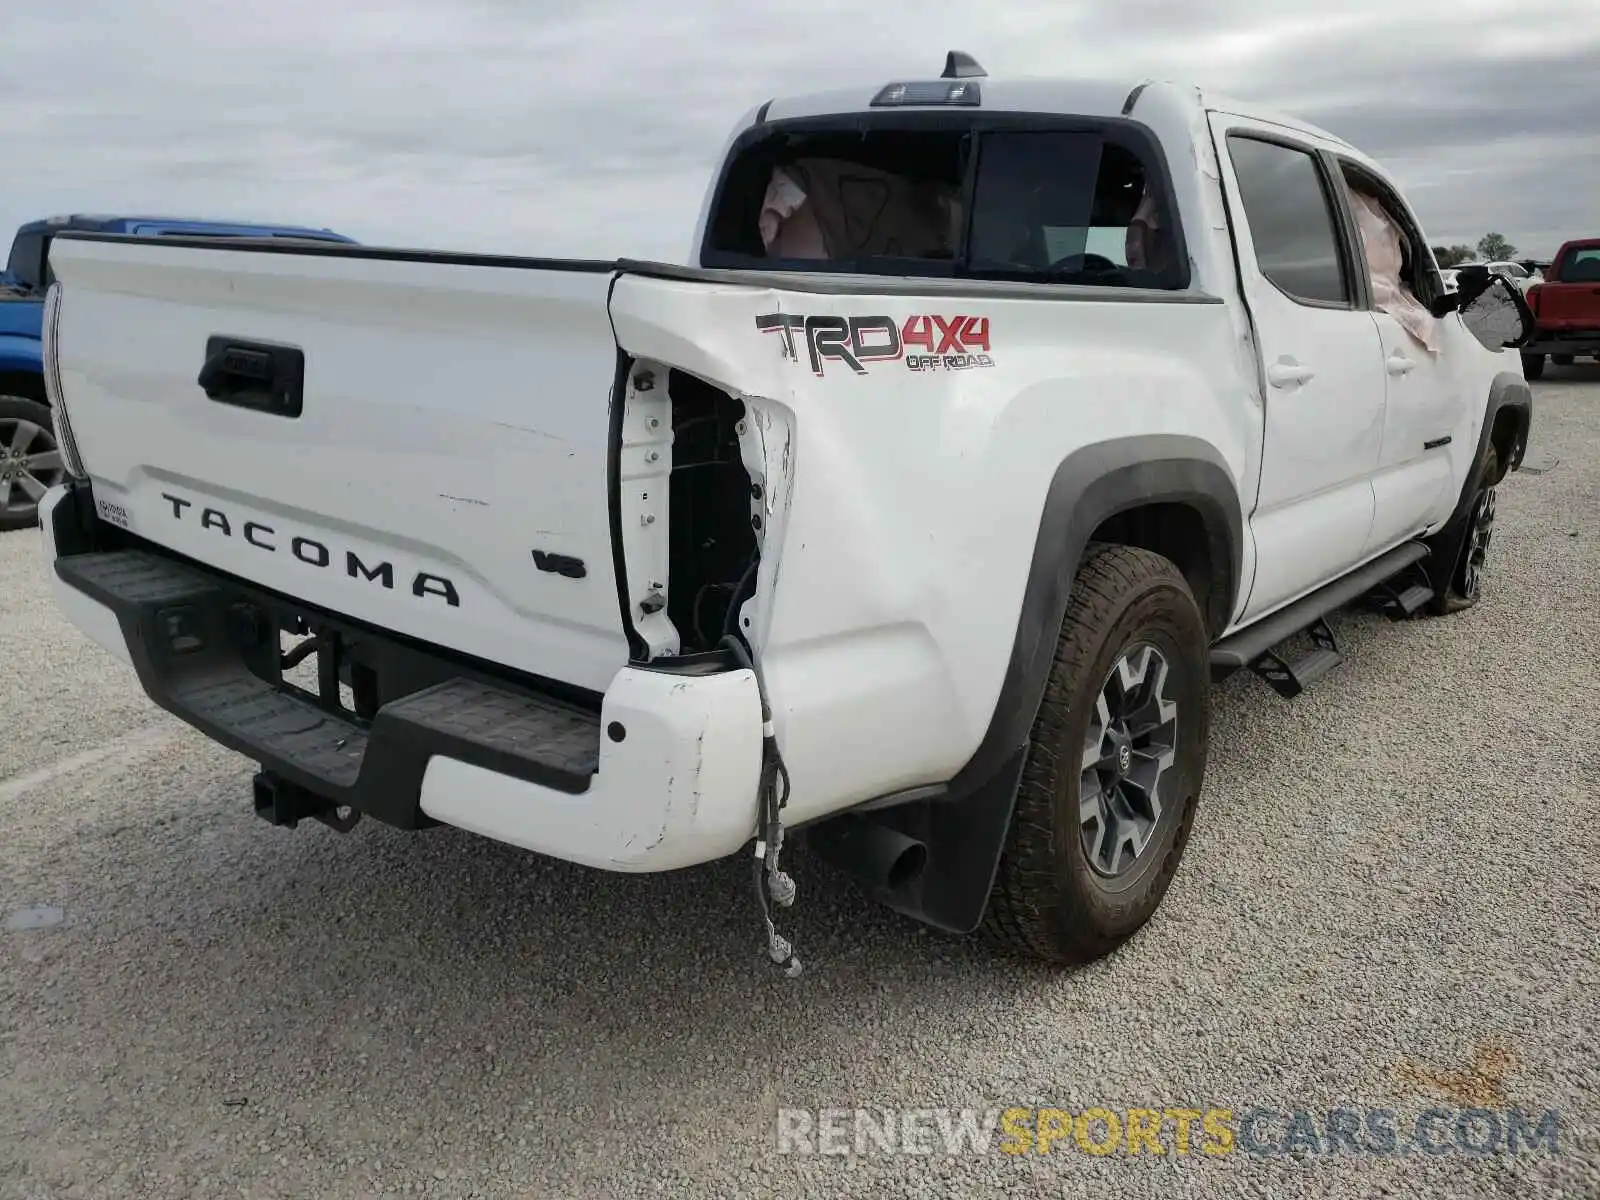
1225, 135, 1351, 306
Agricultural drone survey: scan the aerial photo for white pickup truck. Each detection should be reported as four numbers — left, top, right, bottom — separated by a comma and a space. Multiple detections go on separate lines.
38, 56, 1536, 970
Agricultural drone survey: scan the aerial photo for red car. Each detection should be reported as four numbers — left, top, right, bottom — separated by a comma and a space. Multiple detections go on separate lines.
1521, 237, 1600, 379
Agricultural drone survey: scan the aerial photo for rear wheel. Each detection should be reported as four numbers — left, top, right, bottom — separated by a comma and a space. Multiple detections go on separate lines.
1521, 353, 1545, 381
981, 543, 1208, 966
0, 395, 64, 533
1551, 354, 1575, 367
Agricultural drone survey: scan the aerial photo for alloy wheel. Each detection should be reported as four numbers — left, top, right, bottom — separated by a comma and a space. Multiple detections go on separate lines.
1078, 642, 1180, 877
1458, 484, 1497, 602
0, 415, 65, 523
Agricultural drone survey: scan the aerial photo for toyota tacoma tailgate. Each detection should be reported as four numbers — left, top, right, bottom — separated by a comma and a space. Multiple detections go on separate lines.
46, 235, 630, 692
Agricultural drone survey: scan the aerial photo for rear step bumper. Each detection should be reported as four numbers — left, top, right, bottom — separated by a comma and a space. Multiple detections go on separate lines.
40, 485, 764, 872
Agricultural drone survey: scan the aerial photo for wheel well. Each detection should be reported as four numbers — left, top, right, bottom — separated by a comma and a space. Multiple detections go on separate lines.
1090, 502, 1227, 636
0, 370, 46, 405
1487, 404, 1525, 483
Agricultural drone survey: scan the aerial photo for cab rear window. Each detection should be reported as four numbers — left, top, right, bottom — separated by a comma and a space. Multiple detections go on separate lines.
701, 118, 1187, 290
1556, 247, 1600, 283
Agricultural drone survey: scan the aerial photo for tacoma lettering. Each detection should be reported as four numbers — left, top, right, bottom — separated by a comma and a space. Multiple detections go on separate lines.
414, 575, 460, 606
347, 552, 394, 589
243, 521, 274, 550
158, 492, 460, 607
292, 536, 329, 568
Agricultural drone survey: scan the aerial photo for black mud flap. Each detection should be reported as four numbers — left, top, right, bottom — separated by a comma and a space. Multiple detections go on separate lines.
809, 748, 1028, 935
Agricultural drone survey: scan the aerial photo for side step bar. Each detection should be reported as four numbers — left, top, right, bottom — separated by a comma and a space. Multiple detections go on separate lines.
1246, 616, 1343, 699
1362, 559, 1437, 621
1211, 542, 1431, 697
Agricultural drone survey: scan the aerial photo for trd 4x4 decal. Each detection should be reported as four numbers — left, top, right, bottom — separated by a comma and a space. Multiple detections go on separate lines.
756, 313, 995, 377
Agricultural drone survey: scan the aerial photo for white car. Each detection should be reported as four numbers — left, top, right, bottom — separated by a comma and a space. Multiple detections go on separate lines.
37, 57, 1536, 969
1481, 260, 1541, 290
1440, 262, 1538, 294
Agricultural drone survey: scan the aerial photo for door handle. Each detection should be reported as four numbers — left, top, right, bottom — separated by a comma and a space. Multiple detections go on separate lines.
1386, 352, 1415, 376
1266, 359, 1315, 388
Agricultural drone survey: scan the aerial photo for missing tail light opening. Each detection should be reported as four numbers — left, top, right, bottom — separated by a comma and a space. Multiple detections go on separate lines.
666, 369, 760, 655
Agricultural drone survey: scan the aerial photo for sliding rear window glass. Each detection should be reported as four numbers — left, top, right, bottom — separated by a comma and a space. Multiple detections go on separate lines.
701, 118, 1187, 290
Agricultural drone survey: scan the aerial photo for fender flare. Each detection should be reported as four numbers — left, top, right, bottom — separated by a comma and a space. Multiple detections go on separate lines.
953, 433, 1243, 798
820, 435, 1243, 934
1453, 372, 1532, 520
1418, 371, 1531, 598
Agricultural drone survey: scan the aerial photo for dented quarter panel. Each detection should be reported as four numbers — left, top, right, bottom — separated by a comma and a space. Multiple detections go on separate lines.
608, 271, 1256, 825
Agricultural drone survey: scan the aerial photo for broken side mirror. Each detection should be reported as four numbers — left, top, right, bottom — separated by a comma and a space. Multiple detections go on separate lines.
1455, 267, 1535, 351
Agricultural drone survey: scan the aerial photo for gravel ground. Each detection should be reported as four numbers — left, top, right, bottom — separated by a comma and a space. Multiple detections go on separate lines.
2, 371, 1598, 1200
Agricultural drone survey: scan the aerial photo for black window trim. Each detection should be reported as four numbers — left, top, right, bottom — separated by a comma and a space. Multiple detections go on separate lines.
697, 110, 1194, 293
1222, 129, 1363, 313
1317, 150, 1373, 313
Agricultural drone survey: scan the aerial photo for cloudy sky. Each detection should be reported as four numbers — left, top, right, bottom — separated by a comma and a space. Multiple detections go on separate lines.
6, 0, 1598, 262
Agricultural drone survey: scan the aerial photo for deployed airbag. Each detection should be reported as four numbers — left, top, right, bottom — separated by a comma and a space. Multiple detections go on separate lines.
1349, 190, 1440, 354
759, 168, 827, 259
759, 161, 957, 261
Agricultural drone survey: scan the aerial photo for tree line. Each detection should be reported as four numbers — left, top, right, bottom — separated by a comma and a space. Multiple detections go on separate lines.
1431, 233, 1523, 267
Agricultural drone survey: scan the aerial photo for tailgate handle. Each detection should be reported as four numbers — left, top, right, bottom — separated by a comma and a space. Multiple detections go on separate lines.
198, 336, 305, 418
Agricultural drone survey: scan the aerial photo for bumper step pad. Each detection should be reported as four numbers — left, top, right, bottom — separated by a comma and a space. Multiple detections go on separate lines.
182, 676, 369, 788
55, 549, 601, 824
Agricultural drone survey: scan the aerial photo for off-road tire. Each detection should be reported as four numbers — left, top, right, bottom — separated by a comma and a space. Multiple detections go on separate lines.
981, 543, 1209, 966
1521, 353, 1545, 381
1428, 446, 1499, 616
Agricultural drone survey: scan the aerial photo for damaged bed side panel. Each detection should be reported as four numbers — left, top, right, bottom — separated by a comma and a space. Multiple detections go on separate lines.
607, 270, 1254, 826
